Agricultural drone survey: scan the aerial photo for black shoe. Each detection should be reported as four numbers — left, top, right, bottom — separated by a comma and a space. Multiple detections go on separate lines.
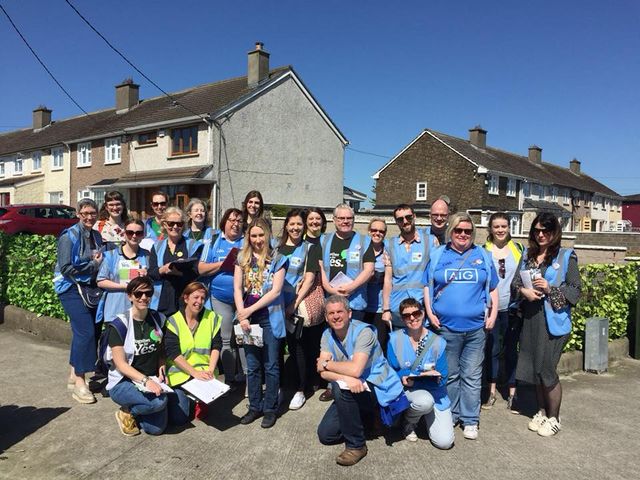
240, 409, 263, 425
261, 412, 277, 428
319, 387, 333, 402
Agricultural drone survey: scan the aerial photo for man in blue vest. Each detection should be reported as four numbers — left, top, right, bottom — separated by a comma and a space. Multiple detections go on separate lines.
382, 204, 437, 329
320, 204, 375, 320
316, 295, 403, 466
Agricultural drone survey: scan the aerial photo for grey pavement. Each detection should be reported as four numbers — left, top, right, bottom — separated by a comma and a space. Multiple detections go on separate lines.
1, 326, 639, 480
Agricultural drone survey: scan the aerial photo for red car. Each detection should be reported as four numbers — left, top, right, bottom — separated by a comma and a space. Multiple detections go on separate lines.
0, 204, 78, 236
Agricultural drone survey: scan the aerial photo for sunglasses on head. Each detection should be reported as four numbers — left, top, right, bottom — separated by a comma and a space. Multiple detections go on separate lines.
395, 214, 414, 224
125, 229, 144, 237
165, 221, 184, 228
132, 290, 153, 299
401, 310, 423, 320
152, 201, 167, 207
453, 227, 473, 235
498, 258, 506, 279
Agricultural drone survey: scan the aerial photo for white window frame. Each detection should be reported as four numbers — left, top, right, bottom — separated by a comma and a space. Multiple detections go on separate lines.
32, 152, 42, 171
531, 183, 540, 200
77, 189, 92, 201
563, 189, 570, 205
523, 182, 531, 199
49, 191, 64, 204
14, 157, 23, 175
506, 178, 516, 197
416, 182, 427, 201
551, 187, 558, 202
52, 147, 64, 170
105, 137, 122, 164
0, 163, 5, 177
487, 174, 499, 195
509, 214, 521, 236
77, 142, 92, 167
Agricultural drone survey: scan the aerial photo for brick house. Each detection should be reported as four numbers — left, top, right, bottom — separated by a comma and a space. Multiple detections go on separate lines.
373, 126, 622, 233
0, 43, 347, 222
622, 194, 640, 230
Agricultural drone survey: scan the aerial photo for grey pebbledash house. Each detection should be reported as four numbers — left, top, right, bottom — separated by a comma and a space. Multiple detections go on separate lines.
0, 43, 348, 223
372, 126, 622, 234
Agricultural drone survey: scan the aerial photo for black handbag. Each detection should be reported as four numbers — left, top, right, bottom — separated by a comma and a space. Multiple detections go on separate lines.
76, 283, 103, 310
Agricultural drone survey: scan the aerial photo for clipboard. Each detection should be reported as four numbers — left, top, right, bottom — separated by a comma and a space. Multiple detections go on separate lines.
169, 257, 199, 272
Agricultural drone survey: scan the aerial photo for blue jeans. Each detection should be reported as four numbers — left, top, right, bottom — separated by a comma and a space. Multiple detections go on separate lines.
59, 288, 101, 375
109, 380, 168, 435
244, 317, 281, 414
485, 310, 521, 386
440, 326, 485, 427
167, 387, 192, 426
317, 381, 377, 449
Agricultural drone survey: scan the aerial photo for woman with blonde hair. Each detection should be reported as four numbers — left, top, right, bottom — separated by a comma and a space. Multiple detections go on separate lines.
233, 218, 288, 428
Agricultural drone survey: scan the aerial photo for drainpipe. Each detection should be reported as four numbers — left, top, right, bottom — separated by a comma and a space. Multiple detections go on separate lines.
204, 115, 219, 226
62, 141, 72, 205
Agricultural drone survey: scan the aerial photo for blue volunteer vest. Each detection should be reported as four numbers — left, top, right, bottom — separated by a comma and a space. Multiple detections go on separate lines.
322, 232, 371, 311
183, 226, 217, 249
387, 231, 436, 311
282, 241, 310, 306
149, 238, 199, 310
54, 223, 103, 294
144, 217, 162, 242
323, 320, 404, 407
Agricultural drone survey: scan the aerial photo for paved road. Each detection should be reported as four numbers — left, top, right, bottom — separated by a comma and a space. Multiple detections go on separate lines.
1, 326, 639, 480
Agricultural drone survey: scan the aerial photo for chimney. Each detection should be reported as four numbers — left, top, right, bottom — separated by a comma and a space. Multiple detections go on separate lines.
248, 42, 270, 87
33, 105, 52, 130
528, 145, 542, 163
115, 78, 139, 112
469, 125, 487, 148
570, 158, 581, 174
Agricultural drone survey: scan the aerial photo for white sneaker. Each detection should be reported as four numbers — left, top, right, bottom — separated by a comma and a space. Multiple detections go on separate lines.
289, 391, 306, 410
463, 425, 478, 440
527, 412, 548, 432
405, 430, 418, 442
537, 416, 561, 437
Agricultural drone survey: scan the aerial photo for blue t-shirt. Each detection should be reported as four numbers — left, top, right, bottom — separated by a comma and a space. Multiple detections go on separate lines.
201, 235, 243, 304
423, 245, 499, 332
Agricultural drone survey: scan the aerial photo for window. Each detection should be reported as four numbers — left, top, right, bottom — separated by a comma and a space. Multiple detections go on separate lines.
171, 126, 198, 155
0, 163, 4, 177
77, 142, 92, 167
551, 187, 558, 202
105, 137, 121, 164
506, 178, 516, 197
509, 214, 521, 235
138, 131, 157, 145
563, 189, 570, 205
416, 182, 427, 201
52, 147, 64, 169
77, 189, 92, 201
49, 191, 64, 204
32, 152, 42, 171
531, 183, 540, 199
14, 157, 23, 174
523, 182, 531, 198
487, 174, 499, 195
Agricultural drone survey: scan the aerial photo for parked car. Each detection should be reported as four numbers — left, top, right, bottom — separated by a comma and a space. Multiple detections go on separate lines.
0, 204, 78, 236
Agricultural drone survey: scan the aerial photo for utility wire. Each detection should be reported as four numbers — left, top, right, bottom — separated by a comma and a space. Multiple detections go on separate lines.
346, 146, 391, 159
0, 2, 94, 119
64, 0, 209, 123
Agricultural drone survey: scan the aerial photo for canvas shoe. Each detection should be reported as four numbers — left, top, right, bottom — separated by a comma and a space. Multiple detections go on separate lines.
537, 416, 561, 437
506, 395, 520, 414
463, 425, 479, 440
289, 391, 306, 410
115, 409, 140, 436
405, 430, 418, 442
72, 384, 96, 404
481, 393, 497, 410
527, 412, 548, 432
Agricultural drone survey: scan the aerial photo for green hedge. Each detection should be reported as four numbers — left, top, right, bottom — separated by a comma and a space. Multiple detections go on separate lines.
0, 233, 638, 349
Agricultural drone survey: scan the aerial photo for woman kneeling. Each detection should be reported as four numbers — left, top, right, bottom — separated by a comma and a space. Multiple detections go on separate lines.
387, 298, 454, 449
106, 276, 170, 436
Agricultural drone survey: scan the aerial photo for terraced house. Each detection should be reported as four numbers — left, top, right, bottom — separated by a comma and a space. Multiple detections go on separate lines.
373, 126, 621, 233
0, 43, 347, 221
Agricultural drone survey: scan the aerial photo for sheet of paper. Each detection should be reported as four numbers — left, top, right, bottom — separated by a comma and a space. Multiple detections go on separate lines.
336, 379, 370, 392
133, 376, 174, 393
520, 270, 533, 289
181, 378, 230, 404
329, 271, 353, 289
139, 237, 155, 252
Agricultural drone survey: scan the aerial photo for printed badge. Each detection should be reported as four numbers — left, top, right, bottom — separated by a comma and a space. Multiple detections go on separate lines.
552, 262, 560, 270
290, 257, 302, 267
349, 251, 360, 262
472, 258, 483, 265
411, 252, 423, 263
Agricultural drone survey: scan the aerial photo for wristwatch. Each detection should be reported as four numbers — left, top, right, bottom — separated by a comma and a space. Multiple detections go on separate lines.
383, 309, 391, 313
140, 375, 149, 385
321, 360, 330, 371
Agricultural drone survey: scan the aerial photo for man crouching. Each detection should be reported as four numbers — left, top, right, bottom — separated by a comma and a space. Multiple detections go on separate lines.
317, 294, 403, 466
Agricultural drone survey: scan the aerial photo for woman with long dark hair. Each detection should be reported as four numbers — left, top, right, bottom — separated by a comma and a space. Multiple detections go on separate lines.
511, 212, 581, 437
95, 191, 129, 250
242, 190, 265, 228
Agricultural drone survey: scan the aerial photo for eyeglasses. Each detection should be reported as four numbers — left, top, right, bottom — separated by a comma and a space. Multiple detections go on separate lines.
401, 310, 423, 320
227, 218, 243, 224
534, 227, 551, 235
132, 290, 154, 299
498, 258, 506, 279
369, 228, 386, 234
453, 227, 473, 235
335, 216, 354, 222
165, 221, 184, 228
151, 201, 167, 207
431, 213, 449, 219
79, 211, 98, 218
125, 230, 144, 238
106, 202, 122, 209
395, 214, 414, 224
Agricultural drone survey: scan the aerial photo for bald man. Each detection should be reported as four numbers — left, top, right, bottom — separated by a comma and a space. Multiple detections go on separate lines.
426, 198, 449, 245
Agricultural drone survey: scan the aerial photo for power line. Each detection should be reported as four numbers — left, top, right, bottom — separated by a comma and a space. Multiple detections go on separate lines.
346, 146, 391, 159
0, 2, 94, 119
64, 0, 209, 123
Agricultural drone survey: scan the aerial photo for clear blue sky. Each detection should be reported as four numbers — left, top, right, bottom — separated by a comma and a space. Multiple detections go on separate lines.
1, 0, 639, 200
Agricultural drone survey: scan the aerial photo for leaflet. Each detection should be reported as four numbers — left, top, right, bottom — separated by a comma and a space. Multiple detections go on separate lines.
133, 376, 173, 393
336, 379, 371, 392
519, 270, 533, 289
329, 271, 353, 288
181, 378, 230, 404
233, 324, 264, 347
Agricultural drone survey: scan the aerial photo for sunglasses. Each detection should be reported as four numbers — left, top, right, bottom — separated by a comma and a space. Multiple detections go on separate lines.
453, 227, 473, 235
498, 258, 506, 279
151, 201, 167, 207
534, 227, 551, 235
132, 290, 153, 299
165, 221, 184, 228
369, 228, 386, 234
395, 214, 414, 224
401, 310, 423, 320
125, 230, 144, 237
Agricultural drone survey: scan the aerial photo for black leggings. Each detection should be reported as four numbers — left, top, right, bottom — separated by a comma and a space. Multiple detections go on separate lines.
285, 323, 324, 391
362, 311, 390, 355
